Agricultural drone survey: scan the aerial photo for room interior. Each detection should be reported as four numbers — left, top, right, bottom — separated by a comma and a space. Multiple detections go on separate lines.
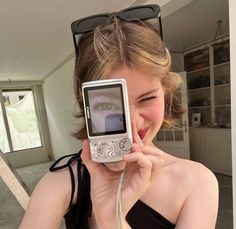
0, 0, 235, 228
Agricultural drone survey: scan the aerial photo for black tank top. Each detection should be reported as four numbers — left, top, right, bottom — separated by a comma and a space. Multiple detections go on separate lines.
49, 151, 175, 229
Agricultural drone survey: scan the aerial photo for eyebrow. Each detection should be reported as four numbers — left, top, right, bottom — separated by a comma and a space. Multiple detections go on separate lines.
89, 90, 120, 99
137, 88, 160, 100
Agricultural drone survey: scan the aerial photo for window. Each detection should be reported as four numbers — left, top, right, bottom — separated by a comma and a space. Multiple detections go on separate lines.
0, 83, 51, 156
0, 89, 42, 152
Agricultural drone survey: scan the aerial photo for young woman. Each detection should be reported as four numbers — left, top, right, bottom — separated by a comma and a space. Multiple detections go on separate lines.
20, 5, 219, 229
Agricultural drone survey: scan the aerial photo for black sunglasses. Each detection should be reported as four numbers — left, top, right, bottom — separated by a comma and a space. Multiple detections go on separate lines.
71, 4, 163, 55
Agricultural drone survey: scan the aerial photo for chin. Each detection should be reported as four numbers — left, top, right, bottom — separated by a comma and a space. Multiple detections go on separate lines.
103, 161, 126, 171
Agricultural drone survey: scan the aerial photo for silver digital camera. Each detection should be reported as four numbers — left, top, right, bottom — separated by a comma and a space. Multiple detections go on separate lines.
82, 79, 132, 163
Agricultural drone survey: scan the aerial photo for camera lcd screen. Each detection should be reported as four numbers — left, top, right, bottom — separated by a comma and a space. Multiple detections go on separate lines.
84, 84, 127, 136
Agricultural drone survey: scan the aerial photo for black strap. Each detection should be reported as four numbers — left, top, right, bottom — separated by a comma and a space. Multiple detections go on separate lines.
76, 160, 92, 228
49, 153, 81, 172
49, 150, 92, 228
68, 165, 75, 209
49, 151, 83, 209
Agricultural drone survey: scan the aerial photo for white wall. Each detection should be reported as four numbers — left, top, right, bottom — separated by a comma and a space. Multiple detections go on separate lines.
43, 57, 82, 159
171, 52, 184, 72
229, 0, 236, 227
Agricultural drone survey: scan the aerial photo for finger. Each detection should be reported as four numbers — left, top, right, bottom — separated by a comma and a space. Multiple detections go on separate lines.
123, 152, 152, 181
124, 151, 163, 171
131, 120, 144, 148
145, 154, 164, 169
132, 144, 164, 167
80, 140, 104, 175
132, 143, 141, 153
141, 146, 164, 158
140, 146, 164, 169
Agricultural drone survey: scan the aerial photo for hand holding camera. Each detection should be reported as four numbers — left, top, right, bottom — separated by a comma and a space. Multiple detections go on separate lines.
80, 120, 164, 229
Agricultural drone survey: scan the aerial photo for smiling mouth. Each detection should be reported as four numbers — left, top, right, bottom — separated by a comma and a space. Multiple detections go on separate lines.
138, 128, 148, 140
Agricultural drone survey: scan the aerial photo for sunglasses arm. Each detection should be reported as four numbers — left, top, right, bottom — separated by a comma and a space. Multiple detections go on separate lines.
72, 34, 79, 56
158, 15, 163, 40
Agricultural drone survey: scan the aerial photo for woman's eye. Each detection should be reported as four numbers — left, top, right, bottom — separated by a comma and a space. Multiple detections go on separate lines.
139, 96, 157, 103
93, 102, 119, 111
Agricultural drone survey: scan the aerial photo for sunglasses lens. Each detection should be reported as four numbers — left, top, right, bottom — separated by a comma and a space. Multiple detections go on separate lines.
72, 15, 109, 34
122, 7, 156, 20
72, 4, 162, 47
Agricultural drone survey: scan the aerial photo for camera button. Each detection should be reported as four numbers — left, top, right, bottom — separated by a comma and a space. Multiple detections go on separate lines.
119, 138, 132, 151
97, 143, 114, 158
92, 141, 98, 147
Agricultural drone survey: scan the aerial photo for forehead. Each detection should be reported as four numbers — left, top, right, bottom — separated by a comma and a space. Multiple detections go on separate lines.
108, 67, 162, 98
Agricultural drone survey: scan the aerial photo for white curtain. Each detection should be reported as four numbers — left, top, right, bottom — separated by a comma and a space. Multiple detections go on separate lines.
0, 92, 41, 152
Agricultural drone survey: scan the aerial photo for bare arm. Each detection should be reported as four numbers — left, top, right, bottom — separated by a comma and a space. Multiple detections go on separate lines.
176, 163, 219, 229
19, 170, 71, 229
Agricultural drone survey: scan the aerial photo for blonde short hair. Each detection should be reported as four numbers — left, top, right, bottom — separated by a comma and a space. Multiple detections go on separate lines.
73, 17, 184, 140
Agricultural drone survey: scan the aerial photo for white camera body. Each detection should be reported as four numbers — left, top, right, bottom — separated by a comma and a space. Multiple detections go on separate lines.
82, 79, 132, 163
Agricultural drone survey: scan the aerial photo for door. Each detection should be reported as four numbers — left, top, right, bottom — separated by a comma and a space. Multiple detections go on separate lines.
0, 85, 52, 167
153, 72, 190, 159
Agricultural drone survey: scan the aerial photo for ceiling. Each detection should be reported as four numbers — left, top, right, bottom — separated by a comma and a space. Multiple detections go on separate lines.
0, 0, 229, 81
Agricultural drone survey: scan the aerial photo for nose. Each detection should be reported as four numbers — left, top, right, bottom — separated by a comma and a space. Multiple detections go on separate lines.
129, 104, 144, 130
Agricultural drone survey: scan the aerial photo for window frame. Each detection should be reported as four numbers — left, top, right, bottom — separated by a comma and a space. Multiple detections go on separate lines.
0, 81, 52, 166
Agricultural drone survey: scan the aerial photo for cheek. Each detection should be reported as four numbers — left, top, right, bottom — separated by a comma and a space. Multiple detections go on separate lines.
147, 99, 165, 123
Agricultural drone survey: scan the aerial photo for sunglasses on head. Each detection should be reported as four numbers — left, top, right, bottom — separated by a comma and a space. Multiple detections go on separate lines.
71, 4, 163, 56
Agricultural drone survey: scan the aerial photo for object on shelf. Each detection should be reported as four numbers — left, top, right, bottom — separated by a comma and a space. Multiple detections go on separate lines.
184, 48, 209, 71
214, 63, 230, 86
189, 97, 211, 107
188, 73, 210, 89
189, 107, 211, 127
214, 78, 229, 85
215, 106, 231, 128
192, 113, 201, 127
213, 40, 230, 65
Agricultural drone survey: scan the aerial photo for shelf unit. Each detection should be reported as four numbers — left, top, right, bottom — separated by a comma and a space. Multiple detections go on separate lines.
184, 40, 231, 129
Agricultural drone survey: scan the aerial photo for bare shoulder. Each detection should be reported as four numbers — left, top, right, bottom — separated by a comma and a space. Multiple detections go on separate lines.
162, 155, 219, 227
33, 158, 78, 205
166, 156, 218, 190
159, 154, 219, 199
19, 160, 78, 228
